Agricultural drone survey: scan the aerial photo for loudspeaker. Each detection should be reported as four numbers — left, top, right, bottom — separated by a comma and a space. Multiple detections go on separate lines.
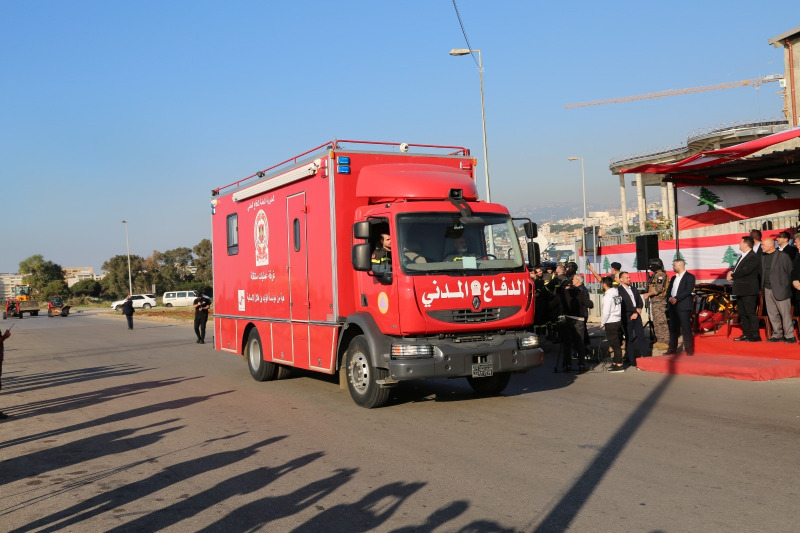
635, 234, 659, 270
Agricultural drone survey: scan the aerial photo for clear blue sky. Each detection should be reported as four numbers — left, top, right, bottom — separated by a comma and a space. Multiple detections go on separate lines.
1, 1, 792, 273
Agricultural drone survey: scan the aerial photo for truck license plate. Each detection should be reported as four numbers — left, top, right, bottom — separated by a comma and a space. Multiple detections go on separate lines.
471, 362, 493, 378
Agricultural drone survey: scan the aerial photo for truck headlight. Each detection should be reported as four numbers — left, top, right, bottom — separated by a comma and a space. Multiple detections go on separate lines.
518, 334, 539, 349
391, 344, 434, 359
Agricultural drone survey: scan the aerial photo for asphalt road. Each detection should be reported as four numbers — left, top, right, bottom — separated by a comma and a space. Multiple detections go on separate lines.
1, 311, 798, 532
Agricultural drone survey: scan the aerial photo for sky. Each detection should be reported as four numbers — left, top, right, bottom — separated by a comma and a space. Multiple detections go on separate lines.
1, 1, 795, 273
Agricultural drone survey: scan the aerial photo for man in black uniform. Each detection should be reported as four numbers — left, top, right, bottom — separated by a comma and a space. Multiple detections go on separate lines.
121, 295, 135, 330
193, 292, 211, 344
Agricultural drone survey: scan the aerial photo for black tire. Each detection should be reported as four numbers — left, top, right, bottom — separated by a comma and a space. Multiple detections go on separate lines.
31, 311, 38, 317
2, 312, 6, 320
467, 372, 511, 396
48, 309, 53, 317
245, 328, 277, 381
143, 303, 151, 309
165, 303, 173, 307
345, 335, 390, 408
115, 305, 122, 311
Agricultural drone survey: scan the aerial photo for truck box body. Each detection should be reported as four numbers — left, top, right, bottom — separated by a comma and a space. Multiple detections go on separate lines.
211, 140, 543, 406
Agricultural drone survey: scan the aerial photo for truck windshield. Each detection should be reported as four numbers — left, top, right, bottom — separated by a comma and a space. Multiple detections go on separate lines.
397, 213, 525, 273
14, 286, 31, 297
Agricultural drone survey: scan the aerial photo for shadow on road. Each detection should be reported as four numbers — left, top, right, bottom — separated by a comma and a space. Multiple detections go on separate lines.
6, 376, 202, 419
0, 390, 233, 450
531, 370, 676, 531
2, 364, 152, 395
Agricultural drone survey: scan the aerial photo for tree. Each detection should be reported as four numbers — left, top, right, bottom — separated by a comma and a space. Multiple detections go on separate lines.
18, 255, 65, 298
632, 256, 638, 270
102, 254, 148, 297
150, 247, 195, 292
721, 246, 739, 268
193, 239, 213, 286
673, 251, 685, 263
71, 279, 102, 297
762, 186, 788, 200
41, 280, 69, 301
697, 187, 722, 211
603, 257, 610, 271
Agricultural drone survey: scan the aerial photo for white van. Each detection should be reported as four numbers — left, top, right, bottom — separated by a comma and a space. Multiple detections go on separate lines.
162, 290, 197, 307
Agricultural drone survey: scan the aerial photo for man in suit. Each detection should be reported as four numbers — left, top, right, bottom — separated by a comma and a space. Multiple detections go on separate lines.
618, 271, 648, 367
666, 259, 696, 355
760, 238, 795, 343
727, 235, 762, 342
750, 229, 763, 256
776, 231, 798, 262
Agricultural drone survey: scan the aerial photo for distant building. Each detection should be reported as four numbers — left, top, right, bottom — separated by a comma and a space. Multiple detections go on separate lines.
64, 266, 98, 287
0, 273, 24, 300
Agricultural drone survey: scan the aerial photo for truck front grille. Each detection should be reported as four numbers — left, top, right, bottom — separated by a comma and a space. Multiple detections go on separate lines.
427, 306, 521, 324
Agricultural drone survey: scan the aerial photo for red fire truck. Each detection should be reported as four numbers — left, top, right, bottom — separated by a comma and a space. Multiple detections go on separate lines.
211, 139, 543, 408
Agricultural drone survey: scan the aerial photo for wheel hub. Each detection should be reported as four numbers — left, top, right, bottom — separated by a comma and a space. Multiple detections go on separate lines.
349, 353, 369, 393
249, 338, 261, 369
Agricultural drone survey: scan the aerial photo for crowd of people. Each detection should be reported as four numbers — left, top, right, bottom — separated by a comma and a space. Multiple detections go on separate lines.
532, 227, 800, 374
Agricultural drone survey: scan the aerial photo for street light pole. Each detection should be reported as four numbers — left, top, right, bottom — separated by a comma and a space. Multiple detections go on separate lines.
450, 48, 491, 203
568, 157, 588, 276
121, 220, 132, 295
450, 48, 494, 255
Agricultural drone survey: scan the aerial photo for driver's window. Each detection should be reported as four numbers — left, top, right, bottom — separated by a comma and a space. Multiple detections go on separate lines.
369, 220, 392, 275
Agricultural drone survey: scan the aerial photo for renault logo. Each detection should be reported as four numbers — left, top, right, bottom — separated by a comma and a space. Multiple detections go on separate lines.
472, 296, 481, 310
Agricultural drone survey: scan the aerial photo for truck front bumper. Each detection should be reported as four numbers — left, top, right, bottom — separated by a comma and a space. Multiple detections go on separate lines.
386, 335, 544, 382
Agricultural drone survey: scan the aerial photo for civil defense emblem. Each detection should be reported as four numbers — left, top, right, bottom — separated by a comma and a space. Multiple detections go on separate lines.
254, 209, 269, 266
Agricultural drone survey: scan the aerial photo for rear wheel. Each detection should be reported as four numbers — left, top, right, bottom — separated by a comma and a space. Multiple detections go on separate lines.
31, 311, 38, 317
467, 372, 511, 396
142, 303, 151, 309
345, 335, 390, 408
246, 328, 277, 381
165, 303, 173, 307
115, 305, 122, 311
48, 309, 53, 317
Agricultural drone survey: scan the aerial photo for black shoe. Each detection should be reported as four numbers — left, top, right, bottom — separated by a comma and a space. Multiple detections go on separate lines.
733, 335, 749, 342
196, 339, 201, 343
608, 365, 625, 373
784, 338, 796, 344
767, 337, 782, 343
199, 340, 205, 344
0, 412, 9, 420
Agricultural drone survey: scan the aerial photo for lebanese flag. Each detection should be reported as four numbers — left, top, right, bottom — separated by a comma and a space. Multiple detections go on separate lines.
677, 184, 800, 230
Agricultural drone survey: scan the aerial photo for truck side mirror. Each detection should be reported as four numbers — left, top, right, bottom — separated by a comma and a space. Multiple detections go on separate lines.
528, 242, 541, 267
352, 243, 372, 271
524, 222, 538, 239
353, 221, 371, 240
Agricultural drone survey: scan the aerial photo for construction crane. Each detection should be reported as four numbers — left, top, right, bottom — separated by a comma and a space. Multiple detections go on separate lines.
565, 74, 784, 109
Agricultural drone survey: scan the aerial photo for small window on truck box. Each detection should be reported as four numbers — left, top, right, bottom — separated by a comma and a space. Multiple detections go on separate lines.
227, 214, 238, 255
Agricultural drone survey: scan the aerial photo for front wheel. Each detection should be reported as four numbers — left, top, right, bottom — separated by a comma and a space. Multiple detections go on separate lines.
115, 305, 122, 311
467, 372, 511, 396
165, 303, 172, 307
345, 335, 390, 408
246, 328, 277, 381
142, 303, 151, 309
48, 309, 53, 317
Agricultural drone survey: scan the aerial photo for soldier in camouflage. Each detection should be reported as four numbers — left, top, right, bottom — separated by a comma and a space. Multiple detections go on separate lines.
642, 258, 670, 351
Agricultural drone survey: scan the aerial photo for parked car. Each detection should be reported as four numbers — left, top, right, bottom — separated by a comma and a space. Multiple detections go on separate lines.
162, 290, 197, 307
111, 294, 157, 311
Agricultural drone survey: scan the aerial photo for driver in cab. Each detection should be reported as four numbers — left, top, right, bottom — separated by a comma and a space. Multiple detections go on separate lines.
371, 233, 392, 273
444, 236, 475, 262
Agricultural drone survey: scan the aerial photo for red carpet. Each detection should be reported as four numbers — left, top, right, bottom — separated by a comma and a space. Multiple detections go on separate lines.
636, 328, 800, 381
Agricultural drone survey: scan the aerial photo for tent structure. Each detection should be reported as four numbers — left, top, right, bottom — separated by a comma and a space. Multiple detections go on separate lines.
620, 126, 800, 182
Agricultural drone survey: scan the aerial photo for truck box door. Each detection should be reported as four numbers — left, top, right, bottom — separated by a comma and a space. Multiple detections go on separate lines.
288, 193, 309, 366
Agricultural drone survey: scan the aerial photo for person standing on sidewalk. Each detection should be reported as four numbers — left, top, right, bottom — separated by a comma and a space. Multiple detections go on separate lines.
600, 276, 625, 372
760, 238, 795, 343
193, 293, 211, 344
618, 271, 649, 367
665, 259, 696, 356
121, 295, 135, 330
0, 327, 12, 419
727, 235, 762, 342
